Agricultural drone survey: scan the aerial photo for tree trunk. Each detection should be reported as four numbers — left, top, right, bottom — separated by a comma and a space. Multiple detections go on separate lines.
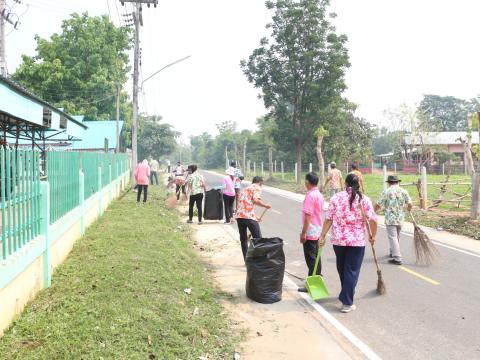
295, 140, 302, 184
268, 147, 273, 179
316, 134, 325, 186
242, 142, 246, 173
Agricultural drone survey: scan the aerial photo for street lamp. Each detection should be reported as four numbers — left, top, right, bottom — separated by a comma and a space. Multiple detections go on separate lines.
140, 55, 191, 90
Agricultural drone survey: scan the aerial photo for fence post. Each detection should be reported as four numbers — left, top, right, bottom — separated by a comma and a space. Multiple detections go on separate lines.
247, 160, 250, 175
281, 161, 284, 180
394, 163, 397, 174
79, 170, 85, 236
295, 163, 298, 183
109, 164, 112, 203
98, 166, 102, 216
274, 160, 277, 173
309, 163, 312, 173
421, 166, 428, 210
471, 173, 480, 220
383, 165, 388, 190
442, 163, 445, 176
40, 181, 51, 288
261, 162, 264, 176
371, 161, 374, 174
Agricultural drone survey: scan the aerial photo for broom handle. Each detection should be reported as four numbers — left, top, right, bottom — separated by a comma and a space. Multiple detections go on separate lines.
359, 201, 381, 272
408, 210, 417, 225
259, 207, 269, 220
312, 245, 322, 276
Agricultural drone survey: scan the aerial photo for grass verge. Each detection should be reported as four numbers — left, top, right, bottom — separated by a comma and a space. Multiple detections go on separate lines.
0, 186, 237, 359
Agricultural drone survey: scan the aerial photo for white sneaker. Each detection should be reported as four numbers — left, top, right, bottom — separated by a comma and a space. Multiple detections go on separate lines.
340, 304, 357, 313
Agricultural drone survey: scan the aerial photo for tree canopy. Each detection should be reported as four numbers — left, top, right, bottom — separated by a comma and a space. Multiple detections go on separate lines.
12, 13, 132, 120
137, 115, 180, 161
241, 0, 351, 181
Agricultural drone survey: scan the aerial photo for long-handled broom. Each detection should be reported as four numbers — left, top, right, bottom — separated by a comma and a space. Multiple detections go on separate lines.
409, 211, 439, 266
360, 202, 386, 295
165, 189, 181, 209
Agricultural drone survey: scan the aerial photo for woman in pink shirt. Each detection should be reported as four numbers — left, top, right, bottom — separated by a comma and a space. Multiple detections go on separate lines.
319, 173, 378, 313
134, 159, 151, 203
223, 168, 236, 224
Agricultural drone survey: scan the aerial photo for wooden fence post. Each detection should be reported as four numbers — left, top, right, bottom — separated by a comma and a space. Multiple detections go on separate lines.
253, 162, 256, 175
371, 161, 374, 174
274, 160, 277, 173
383, 165, 388, 190
309, 163, 312, 173
295, 163, 298, 183
394, 163, 397, 174
471, 173, 480, 220
261, 162, 264, 176
281, 161, 284, 180
421, 166, 428, 210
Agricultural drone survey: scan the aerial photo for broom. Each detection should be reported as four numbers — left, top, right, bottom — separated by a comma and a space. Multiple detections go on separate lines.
359, 201, 386, 295
409, 211, 439, 266
165, 189, 181, 209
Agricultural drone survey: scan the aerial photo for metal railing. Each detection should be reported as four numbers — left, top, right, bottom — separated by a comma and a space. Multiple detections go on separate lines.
0, 147, 41, 260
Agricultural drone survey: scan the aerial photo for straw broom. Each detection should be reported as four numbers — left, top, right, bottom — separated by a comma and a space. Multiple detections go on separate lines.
360, 201, 386, 295
409, 211, 439, 266
165, 190, 180, 209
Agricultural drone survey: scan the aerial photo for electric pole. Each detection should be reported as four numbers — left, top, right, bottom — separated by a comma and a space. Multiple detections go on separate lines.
0, 0, 7, 76
116, 85, 120, 153
119, 0, 158, 178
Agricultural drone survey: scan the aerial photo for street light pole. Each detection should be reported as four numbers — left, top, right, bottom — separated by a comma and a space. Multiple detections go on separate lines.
140, 55, 191, 90
131, 3, 140, 174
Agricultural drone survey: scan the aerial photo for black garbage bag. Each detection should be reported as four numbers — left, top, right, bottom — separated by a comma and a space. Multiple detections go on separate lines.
204, 189, 223, 220
245, 237, 285, 304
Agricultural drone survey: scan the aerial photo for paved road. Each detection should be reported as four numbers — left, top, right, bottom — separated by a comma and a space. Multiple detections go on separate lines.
202, 171, 480, 360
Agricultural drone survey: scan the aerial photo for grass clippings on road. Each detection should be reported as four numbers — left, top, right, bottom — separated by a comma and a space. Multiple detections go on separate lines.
0, 187, 237, 360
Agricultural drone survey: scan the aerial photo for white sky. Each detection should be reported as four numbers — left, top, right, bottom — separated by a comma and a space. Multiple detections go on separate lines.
6, 0, 480, 140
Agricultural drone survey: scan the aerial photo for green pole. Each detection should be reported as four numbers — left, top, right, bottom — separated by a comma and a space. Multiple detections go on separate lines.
40, 181, 51, 288
79, 169, 85, 235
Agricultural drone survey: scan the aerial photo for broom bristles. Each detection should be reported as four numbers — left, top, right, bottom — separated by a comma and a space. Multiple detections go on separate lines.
165, 195, 178, 209
413, 223, 439, 266
376, 270, 386, 295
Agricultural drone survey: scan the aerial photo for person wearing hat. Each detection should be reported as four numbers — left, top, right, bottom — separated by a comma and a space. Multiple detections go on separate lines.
322, 162, 343, 198
375, 175, 413, 265
223, 167, 237, 224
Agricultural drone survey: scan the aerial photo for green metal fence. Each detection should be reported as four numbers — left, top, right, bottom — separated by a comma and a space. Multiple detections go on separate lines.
46, 151, 81, 224
0, 147, 41, 260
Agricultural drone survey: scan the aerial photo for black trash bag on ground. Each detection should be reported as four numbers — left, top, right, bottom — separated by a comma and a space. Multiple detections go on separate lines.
245, 237, 285, 304
204, 189, 224, 220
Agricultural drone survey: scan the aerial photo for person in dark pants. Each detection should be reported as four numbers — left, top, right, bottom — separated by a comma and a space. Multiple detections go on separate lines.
186, 165, 206, 224
298, 172, 325, 293
320, 174, 378, 313
134, 159, 150, 203
235, 176, 271, 259
223, 168, 237, 223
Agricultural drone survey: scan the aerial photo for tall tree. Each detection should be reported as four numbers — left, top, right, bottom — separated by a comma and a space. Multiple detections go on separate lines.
137, 115, 180, 161
241, 0, 350, 182
12, 13, 132, 120
418, 95, 480, 131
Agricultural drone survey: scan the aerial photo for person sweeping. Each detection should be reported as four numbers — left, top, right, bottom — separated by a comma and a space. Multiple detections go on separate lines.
298, 172, 325, 293
320, 174, 377, 313
374, 175, 412, 265
186, 164, 206, 224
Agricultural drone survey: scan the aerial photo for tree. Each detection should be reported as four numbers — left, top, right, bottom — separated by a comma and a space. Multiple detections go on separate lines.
315, 126, 329, 185
241, 0, 350, 182
418, 95, 480, 131
12, 13, 132, 120
137, 115, 179, 161
257, 116, 277, 178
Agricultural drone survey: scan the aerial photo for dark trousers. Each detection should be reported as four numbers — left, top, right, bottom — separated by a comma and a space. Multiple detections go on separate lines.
237, 218, 262, 259
137, 185, 148, 203
303, 240, 322, 276
176, 184, 186, 200
333, 245, 365, 306
189, 193, 204, 222
150, 171, 158, 185
223, 194, 235, 222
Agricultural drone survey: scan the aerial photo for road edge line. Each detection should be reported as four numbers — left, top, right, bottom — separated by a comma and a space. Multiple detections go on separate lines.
283, 276, 382, 360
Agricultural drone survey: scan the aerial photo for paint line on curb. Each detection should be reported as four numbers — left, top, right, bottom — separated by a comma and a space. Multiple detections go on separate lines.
398, 266, 440, 285
284, 276, 383, 360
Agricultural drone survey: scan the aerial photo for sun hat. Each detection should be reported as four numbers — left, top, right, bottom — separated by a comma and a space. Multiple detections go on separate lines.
386, 175, 401, 183
226, 167, 236, 176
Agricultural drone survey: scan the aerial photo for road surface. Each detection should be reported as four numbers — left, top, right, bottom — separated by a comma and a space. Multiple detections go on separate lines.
202, 171, 480, 360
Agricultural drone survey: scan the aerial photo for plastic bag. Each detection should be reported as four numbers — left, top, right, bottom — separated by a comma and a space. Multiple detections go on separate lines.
245, 237, 285, 304
204, 189, 224, 220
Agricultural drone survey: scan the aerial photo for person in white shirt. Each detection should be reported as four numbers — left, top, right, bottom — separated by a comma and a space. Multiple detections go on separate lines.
148, 157, 160, 185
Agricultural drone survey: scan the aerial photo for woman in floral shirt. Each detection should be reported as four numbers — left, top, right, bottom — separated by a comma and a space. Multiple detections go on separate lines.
320, 173, 378, 313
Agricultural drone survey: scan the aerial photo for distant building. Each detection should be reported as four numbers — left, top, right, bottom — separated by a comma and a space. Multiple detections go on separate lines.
71, 118, 124, 153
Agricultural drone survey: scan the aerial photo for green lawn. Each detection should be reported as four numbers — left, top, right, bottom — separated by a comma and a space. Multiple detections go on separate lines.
0, 187, 237, 359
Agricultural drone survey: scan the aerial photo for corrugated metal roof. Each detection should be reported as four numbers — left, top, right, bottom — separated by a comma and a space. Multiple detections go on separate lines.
406, 132, 479, 145
72, 120, 124, 150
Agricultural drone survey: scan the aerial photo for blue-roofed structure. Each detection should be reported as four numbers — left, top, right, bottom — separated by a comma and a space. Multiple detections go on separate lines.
72, 120, 124, 152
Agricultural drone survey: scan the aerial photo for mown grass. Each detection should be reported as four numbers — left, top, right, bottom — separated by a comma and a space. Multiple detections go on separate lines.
0, 186, 237, 359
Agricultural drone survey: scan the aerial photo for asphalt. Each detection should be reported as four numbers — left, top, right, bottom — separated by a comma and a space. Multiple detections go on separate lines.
202, 171, 480, 360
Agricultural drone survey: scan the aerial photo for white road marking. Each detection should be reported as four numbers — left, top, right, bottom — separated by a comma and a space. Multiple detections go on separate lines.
284, 276, 383, 360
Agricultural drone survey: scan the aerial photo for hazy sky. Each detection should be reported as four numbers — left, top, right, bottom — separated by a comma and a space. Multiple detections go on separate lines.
6, 0, 480, 139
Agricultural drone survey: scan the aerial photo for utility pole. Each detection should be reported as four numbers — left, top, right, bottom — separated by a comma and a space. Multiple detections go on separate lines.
0, 0, 7, 76
120, 0, 158, 178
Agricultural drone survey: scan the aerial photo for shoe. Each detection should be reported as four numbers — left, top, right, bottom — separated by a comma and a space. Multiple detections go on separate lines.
198, 221, 203, 225
297, 287, 308, 293
388, 259, 403, 265
340, 304, 357, 313
389, 252, 393, 258
187, 220, 193, 224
